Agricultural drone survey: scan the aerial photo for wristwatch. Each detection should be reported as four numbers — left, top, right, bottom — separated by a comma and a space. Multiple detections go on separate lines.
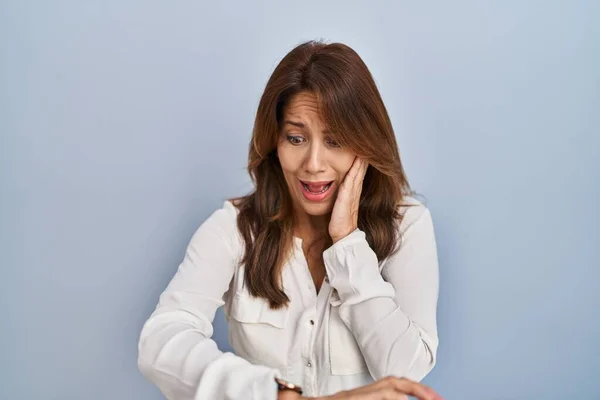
274, 377, 303, 395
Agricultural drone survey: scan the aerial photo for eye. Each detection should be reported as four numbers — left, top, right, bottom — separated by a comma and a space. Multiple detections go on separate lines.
326, 138, 341, 148
286, 135, 304, 145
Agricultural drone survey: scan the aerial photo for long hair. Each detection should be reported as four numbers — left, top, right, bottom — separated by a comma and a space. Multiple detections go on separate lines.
229, 40, 419, 309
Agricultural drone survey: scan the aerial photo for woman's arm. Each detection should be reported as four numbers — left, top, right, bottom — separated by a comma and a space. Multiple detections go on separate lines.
322, 205, 439, 381
137, 202, 280, 400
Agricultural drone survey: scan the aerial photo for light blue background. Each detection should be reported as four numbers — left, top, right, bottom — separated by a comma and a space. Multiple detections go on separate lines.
1, 1, 598, 399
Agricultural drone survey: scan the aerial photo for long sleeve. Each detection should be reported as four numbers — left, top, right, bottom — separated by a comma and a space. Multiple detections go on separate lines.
137, 202, 280, 400
322, 205, 439, 382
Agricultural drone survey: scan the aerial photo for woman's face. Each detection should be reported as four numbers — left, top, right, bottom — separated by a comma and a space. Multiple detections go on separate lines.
277, 91, 356, 217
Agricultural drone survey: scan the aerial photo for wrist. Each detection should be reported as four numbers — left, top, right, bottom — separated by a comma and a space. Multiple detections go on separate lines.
275, 377, 305, 399
277, 390, 321, 400
330, 227, 360, 245
276, 392, 307, 400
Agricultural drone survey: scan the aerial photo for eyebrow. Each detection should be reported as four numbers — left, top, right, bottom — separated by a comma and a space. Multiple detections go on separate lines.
283, 120, 305, 128
283, 120, 331, 134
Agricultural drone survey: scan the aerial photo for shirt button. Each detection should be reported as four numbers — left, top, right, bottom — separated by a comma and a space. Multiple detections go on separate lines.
307, 361, 312, 367
309, 319, 315, 325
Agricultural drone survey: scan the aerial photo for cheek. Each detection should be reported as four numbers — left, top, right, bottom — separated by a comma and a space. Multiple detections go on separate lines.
333, 153, 356, 178
277, 147, 301, 173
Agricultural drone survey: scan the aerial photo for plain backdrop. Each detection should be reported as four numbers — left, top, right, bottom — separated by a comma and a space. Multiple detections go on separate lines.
1, 1, 599, 399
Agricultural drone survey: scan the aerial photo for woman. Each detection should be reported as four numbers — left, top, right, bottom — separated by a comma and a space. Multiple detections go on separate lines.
138, 40, 441, 400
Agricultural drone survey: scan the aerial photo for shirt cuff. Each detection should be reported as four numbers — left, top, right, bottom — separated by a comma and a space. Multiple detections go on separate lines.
194, 353, 280, 400
323, 229, 395, 306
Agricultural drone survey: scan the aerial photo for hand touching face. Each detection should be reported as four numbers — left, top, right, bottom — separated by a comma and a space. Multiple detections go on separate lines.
328, 156, 368, 243
277, 92, 356, 218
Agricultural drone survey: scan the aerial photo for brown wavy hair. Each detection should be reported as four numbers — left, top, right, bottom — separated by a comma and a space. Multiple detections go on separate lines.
229, 40, 420, 309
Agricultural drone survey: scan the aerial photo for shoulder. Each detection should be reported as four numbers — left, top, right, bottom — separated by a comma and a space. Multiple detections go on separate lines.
379, 196, 438, 266
397, 195, 435, 235
188, 199, 243, 256
219, 199, 241, 220
199, 200, 240, 231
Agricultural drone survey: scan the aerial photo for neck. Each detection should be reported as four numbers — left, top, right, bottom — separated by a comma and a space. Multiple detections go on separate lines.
293, 209, 331, 244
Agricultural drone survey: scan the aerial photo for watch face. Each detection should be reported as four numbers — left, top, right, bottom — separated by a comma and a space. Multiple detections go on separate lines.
275, 378, 303, 394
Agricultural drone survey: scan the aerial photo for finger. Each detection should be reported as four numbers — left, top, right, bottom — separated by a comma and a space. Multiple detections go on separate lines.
393, 378, 440, 400
354, 160, 368, 195
359, 159, 368, 179
340, 157, 362, 190
347, 156, 361, 180
350, 157, 367, 185
373, 388, 408, 400
340, 157, 357, 182
375, 377, 436, 400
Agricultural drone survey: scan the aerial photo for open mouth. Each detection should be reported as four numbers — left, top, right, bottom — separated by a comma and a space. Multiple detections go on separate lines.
300, 181, 333, 194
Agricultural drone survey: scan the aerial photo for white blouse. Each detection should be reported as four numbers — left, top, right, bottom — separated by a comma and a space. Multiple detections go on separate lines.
137, 197, 439, 400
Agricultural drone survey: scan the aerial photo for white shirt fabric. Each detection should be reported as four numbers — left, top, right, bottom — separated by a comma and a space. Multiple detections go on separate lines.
137, 197, 440, 400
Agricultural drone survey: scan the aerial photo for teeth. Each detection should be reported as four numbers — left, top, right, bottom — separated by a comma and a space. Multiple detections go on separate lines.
302, 182, 332, 193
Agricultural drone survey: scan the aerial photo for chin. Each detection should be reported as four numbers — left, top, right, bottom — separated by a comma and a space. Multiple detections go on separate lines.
297, 198, 334, 216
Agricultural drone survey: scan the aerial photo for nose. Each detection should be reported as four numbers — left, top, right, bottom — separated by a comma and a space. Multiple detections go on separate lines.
303, 141, 327, 175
